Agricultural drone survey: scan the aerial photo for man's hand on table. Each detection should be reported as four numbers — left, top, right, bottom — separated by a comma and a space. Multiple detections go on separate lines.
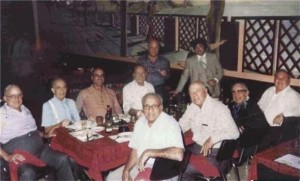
61, 119, 71, 127
200, 137, 213, 156
122, 170, 132, 181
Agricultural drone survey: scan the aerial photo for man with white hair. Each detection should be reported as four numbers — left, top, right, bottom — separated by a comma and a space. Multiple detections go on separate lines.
179, 81, 239, 180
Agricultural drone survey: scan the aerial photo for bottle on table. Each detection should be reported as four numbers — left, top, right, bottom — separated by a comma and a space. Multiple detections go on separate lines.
105, 105, 113, 133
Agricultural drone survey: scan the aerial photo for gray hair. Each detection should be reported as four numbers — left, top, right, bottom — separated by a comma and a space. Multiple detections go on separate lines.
189, 80, 206, 90
142, 93, 163, 106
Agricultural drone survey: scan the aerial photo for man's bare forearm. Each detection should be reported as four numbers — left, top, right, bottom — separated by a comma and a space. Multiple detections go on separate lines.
144, 147, 184, 161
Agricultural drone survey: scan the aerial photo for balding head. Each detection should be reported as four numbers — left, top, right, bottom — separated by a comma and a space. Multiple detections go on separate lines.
188, 81, 207, 108
3, 84, 23, 111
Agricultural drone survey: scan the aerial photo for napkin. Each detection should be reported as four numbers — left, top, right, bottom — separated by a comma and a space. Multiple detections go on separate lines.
109, 132, 133, 143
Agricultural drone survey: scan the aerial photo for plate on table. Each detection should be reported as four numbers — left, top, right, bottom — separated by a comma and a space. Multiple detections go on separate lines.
90, 126, 105, 132
70, 130, 103, 142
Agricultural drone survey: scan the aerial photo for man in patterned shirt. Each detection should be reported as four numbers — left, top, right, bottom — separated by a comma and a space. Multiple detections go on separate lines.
137, 38, 170, 103
179, 81, 239, 180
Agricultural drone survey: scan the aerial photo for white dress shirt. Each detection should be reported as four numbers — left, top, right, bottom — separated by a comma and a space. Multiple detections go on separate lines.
122, 80, 155, 115
258, 86, 300, 126
129, 112, 184, 165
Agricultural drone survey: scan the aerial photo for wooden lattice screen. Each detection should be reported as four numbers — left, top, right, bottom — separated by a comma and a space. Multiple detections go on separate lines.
179, 16, 197, 50
198, 17, 208, 41
139, 14, 148, 36
151, 15, 166, 42
114, 13, 121, 28
277, 18, 300, 78
242, 17, 300, 78
243, 19, 276, 75
127, 13, 133, 30
179, 16, 207, 50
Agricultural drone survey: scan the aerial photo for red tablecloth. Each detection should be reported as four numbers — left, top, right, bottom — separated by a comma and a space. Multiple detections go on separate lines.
51, 128, 131, 181
248, 138, 300, 180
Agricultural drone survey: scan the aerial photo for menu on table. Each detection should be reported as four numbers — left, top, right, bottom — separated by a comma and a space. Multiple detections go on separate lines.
275, 154, 300, 170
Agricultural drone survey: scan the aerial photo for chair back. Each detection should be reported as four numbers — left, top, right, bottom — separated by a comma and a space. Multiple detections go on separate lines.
216, 139, 237, 161
150, 157, 181, 180
178, 149, 192, 181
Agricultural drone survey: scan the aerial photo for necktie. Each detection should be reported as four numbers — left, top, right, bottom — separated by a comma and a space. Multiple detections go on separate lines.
233, 104, 241, 119
199, 56, 206, 68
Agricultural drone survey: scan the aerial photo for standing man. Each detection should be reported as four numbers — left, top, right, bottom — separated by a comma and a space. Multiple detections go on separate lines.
258, 70, 300, 149
179, 81, 239, 180
42, 78, 80, 137
0, 84, 74, 180
107, 93, 184, 180
122, 64, 155, 117
174, 38, 223, 98
76, 67, 122, 119
137, 38, 170, 101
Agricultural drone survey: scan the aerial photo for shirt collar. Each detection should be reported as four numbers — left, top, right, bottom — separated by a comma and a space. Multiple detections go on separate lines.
3, 103, 25, 112
53, 96, 66, 103
134, 80, 145, 87
197, 53, 206, 60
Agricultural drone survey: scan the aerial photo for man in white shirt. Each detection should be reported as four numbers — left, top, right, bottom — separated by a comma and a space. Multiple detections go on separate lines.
122, 65, 155, 117
179, 81, 239, 180
258, 70, 300, 126
258, 70, 300, 149
42, 78, 80, 137
107, 93, 184, 181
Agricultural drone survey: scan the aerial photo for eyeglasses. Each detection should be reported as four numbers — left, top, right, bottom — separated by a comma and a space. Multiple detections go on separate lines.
143, 104, 160, 111
231, 90, 247, 94
6, 93, 23, 99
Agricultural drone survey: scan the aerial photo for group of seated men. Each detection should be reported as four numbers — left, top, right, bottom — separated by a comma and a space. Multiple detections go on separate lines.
1, 38, 299, 180
1, 65, 299, 180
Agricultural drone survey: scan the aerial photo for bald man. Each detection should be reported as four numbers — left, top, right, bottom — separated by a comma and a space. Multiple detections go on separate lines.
42, 78, 80, 137
137, 38, 170, 102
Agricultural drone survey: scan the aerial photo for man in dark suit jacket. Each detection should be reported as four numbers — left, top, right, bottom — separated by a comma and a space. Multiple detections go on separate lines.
228, 83, 269, 164
174, 38, 223, 98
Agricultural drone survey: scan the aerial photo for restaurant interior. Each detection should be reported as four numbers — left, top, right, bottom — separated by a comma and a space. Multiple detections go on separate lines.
1, 0, 299, 181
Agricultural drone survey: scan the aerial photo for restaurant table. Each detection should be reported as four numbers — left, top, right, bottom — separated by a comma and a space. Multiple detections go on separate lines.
51, 127, 131, 181
248, 137, 300, 181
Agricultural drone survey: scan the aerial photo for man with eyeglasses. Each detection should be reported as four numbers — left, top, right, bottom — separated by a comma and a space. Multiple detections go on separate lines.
122, 64, 155, 117
76, 67, 122, 119
107, 93, 184, 181
179, 81, 239, 180
0, 84, 75, 180
228, 82, 268, 164
258, 70, 300, 150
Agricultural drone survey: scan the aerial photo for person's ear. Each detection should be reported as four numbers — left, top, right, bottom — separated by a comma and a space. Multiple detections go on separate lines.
3, 96, 7, 102
51, 88, 55, 94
